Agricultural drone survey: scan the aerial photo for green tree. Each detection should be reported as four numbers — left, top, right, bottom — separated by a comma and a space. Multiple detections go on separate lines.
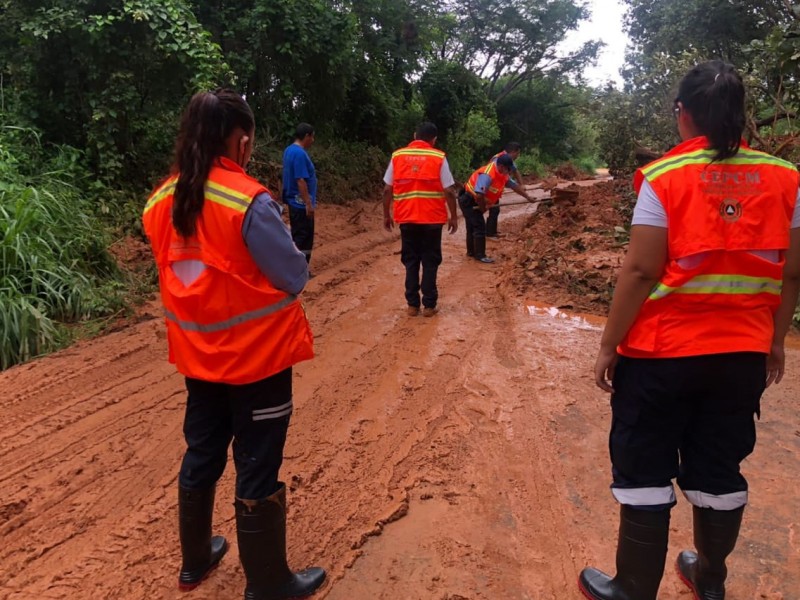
439, 0, 601, 102
2, 0, 228, 182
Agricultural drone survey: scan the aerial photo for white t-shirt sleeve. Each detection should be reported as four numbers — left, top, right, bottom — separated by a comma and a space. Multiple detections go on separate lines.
792, 188, 800, 228
631, 179, 667, 228
383, 162, 394, 186
440, 158, 455, 188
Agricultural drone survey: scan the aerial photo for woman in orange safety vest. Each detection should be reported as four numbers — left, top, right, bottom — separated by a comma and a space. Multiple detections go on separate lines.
142, 89, 325, 600
579, 61, 800, 600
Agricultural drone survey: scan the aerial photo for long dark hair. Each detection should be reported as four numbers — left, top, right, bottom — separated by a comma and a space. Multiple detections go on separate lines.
172, 89, 254, 238
676, 60, 745, 161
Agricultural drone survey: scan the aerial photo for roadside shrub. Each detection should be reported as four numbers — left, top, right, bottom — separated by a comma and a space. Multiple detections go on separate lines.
445, 110, 501, 182
514, 150, 547, 178
0, 123, 123, 369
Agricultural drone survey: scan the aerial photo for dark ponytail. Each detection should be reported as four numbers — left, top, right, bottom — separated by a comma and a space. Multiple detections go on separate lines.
676, 60, 745, 161
172, 89, 254, 238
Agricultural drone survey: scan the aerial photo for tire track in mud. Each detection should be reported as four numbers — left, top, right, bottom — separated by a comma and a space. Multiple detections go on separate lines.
2, 198, 799, 599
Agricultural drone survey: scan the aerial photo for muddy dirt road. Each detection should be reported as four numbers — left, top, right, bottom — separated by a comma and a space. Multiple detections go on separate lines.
2, 187, 799, 599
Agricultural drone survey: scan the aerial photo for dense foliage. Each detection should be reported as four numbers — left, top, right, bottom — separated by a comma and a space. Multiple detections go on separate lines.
0, 119, 123, 368
598, 0, 800, 174
8, 0, 800, 367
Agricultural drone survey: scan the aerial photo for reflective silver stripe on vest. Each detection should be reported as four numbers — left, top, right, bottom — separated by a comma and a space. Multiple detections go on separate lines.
649, 276, 782, 300
165, 295, 297, 333
612, 485, 675, 506
683, 489, 748, 510
205, 182, 252, 210
252, 400, 293, 421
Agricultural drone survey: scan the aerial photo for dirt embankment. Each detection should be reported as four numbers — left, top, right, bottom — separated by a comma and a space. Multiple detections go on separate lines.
1, 179, 799, 600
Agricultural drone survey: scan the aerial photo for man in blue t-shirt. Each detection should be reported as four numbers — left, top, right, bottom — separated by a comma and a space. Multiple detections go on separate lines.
282, 123, 317, 266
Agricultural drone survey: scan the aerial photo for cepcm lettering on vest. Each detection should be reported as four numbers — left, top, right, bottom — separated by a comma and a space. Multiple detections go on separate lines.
700, 171, 761, 185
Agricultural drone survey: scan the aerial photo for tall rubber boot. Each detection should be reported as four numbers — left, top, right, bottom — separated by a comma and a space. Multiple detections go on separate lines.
676, 505, 744, 600
236, 482, 326, 600
178, 486, 228, 591
578, 505, 671, 600
474, 236, 494, 263
466, 232, 475, 257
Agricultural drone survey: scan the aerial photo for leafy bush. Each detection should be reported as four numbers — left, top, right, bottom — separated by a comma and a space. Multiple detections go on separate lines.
514, 150, 547, 178
251, 140, 389, 205
0, 122, 123, 369
444, 110, 501, 182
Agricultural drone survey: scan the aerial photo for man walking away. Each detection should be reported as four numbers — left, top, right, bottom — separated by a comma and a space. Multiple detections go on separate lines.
383, 122, 458, 317
282, 124, 317, 268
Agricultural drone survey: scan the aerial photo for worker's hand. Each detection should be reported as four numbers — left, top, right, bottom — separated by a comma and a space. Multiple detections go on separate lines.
766, 342, 785, 387
384, 215, 394, 232
447, 215, 458, 234
305, 204, 315, 219
594, 345, 618, 393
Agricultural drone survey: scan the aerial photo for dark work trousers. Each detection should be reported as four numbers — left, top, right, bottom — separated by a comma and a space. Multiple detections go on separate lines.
399, 223, 443, 309
179, 368, 293, 500
609, 353, 765, 511
288, 205, 315, 264
458, 191, 487, 256
486, 205, 500, 237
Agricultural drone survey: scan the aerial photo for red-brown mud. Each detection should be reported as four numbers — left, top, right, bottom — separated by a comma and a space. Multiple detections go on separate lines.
2, 180, 798, 599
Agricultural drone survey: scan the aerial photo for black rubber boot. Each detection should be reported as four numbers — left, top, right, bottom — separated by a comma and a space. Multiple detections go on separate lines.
466, 233, 474, 257
236, 482, 326, 600
474, 236, 494, 263
677, 505, 744, 600
578, 505, 671, 600
178, 486, 228, 591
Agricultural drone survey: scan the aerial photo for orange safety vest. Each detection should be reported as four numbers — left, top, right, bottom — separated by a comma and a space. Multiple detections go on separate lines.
465, 160, 509, 206
390, 140, 448, 224
142, 157, 314, 384
621, 136, 798, 358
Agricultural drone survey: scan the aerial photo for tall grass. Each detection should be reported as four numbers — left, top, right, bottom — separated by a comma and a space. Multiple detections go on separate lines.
0, 123, 122, 369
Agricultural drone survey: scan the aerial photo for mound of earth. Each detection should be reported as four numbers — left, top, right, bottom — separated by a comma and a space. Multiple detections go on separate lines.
495, 180, 631, 314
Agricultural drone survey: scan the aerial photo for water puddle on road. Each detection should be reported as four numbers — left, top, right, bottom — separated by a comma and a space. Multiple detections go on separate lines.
524, 302, 604, 332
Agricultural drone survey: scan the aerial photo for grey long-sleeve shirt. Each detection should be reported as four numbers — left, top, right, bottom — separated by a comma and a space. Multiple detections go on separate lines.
242, 192, 309, 295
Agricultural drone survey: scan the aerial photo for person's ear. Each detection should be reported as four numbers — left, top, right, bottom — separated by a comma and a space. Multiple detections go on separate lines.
238, 135, 250, 165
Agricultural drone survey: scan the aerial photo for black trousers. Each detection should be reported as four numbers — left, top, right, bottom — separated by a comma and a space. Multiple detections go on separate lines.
399, 223, 443, 309
609, 353, 764, 511
486, 205, 500, 236
179, 368, 293, 500
288, 206, 315, 264
458, 191, 487, 241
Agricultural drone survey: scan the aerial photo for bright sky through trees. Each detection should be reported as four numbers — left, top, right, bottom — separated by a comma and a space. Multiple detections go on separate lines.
561, 0, 627, 87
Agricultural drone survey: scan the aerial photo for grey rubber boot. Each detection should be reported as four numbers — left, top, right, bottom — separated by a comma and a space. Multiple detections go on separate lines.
474, 236, 494, 263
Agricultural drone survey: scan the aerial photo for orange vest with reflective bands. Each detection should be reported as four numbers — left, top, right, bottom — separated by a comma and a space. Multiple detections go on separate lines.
621, 136, 798, 358
142, 157, 314, 384
465, 160, 509, 206
391, 140, 448, 224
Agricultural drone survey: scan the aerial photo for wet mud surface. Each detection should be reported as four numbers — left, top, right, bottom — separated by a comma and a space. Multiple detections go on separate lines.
2, 182, 799, 599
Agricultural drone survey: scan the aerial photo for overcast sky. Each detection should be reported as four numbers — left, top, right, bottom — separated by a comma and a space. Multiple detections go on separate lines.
560, 0, 629, 87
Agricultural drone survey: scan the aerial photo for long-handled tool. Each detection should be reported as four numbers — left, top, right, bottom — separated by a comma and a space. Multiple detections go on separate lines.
494, 187, 580, 208
493, 198, 552, 208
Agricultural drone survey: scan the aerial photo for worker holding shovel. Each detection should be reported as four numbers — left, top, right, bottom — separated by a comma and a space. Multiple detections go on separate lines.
459, 153, 532, 263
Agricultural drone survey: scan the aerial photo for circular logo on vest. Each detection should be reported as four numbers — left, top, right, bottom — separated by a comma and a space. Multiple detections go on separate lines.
719, 198, 742, 222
